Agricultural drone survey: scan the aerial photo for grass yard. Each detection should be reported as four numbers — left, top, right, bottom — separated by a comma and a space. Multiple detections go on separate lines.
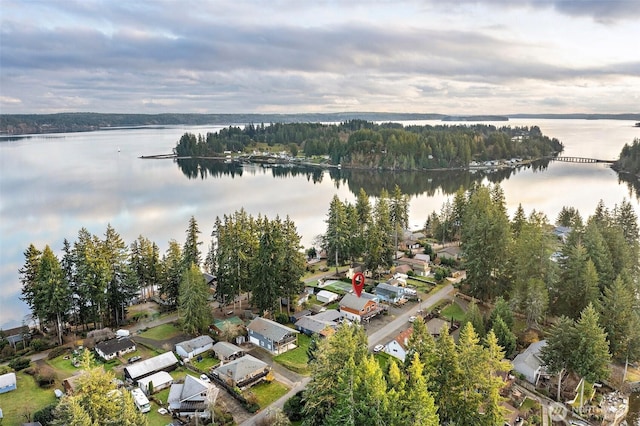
441, 302, 465, 322
0, 371, 58, 426
138, 323, 182, 340
146, 401, 173, 426
246, 380, 290, 408
274, 334, 311, 375
190, 355, 220, 372
47, 354, 81, 378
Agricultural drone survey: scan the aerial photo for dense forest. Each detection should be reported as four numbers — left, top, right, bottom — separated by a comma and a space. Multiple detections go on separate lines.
174, 120, 564, 170
614, 137, 640, 176
3, 112, 639, 135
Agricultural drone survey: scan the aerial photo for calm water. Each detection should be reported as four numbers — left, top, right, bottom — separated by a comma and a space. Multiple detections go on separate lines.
1, 119, 639, 331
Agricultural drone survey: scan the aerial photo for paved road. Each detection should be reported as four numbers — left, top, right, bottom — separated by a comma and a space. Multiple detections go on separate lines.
366, 283, 454, 349
239, 283, 455, 426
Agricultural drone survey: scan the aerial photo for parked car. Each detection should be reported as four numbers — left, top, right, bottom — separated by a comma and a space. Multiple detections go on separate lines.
373, 344, 384, 353
127, 356, 141, 364
200, 374, 210, 383
408, 316, 417, 323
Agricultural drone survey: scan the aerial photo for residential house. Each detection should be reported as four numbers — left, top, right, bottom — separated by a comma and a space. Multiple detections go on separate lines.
212, 342, 245, 361
384, 327, 413, 362
124, 351, 179, 383
247, 317, 299, 354
209, 316, 244, 337
168, 374, 219, 420
394, 264, 413, 276
375, 282, 406, 304
512, 340, 548, 385
137, 371, 173, 395
294, 309, 344, 337
2, 325, 30, 349
316, 290, 339, 304
339, 293, 385, 323
425, 318, 450, 338
0, 372, 17, 394
289, 309, 312, 324
175, 335, 214, 360
553, 226, 572, 244
436, 246, 461, 261
94, 337, 136, 361
396, 256, 431, 276
211, 354, 270, 389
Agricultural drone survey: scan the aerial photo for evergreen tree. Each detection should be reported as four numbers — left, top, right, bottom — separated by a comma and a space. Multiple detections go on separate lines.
325, 195, 349, 273
160, 239, 182, 307
491, 315, 516, 358
38, 245, 70, 345
403, 353, 439, 426
182, 215, 202, 269
488, 296, 514, 331
462, 299, 485, 337
19, 244, 42, 326
178, 263, 211, 335
572, 303, 612, 383
541, 316, 577, 401
600, 276, 637, 360
404, 316, 437, 377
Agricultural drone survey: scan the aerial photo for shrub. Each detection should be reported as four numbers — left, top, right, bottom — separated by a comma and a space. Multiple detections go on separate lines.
24, 366, 39, 376
47, 346, 69, 360
283, 391, 305, 421
275, 312, 289, 324
30, 338, 49, 352
407, 270, 415, 277
36, 369, 56, 387
1, 344, 15, 359
34, 403, 58, 425
9, 356, 30, 371
0, 365, 13, 375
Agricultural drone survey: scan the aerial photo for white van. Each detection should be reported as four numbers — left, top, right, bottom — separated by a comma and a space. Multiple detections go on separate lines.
131, 388, 151, 413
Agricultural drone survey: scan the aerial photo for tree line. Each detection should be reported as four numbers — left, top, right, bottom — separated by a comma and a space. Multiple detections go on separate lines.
426, 183, 640, 369
174, 120, 564, 170
614, 137, 640, 176
295, 319, 509, 426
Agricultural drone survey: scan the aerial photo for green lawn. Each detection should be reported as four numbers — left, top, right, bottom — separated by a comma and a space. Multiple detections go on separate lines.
0, 371, 58, 426
246, 380, 290, 408
274, 334, 311, 375
138, 323, 183, 340
441, 302, 465, 321
47, 355, 81, 378
190, 355, 220, 372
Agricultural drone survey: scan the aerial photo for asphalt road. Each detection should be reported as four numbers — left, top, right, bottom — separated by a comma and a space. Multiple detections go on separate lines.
240, 282, 455, 426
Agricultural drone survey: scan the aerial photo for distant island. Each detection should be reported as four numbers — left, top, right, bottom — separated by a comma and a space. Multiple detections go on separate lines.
171, 120, 563, 171
1, 112, 640, 135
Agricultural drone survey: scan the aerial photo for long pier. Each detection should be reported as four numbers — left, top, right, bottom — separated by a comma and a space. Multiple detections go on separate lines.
551, 156, 615, 164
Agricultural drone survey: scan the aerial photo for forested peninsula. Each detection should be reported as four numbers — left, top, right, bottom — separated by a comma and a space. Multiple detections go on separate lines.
173, 120, 564, 170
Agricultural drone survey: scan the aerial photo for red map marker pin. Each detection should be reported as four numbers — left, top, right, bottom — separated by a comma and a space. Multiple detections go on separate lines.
352, 272, 365, 297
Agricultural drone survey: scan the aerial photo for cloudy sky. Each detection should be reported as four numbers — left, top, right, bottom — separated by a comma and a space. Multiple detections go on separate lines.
1, 0, 639, 114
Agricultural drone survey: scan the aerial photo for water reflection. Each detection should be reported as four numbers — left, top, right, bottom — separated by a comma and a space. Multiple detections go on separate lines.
175, 158, 554, 197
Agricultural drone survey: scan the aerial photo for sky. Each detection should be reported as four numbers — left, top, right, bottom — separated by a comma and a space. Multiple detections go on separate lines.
1, 0, 639, 115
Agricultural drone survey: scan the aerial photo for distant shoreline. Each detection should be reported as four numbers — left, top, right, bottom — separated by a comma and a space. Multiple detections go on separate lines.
2, 112, 640, 136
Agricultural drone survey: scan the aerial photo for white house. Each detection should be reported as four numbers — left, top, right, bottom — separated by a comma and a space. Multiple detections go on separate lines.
168, 375, 219, 420
175, 335, 214, 360
94, 337, 136, 361
137, 371, 174, 395
316, 290, 339, 304
384, 328, 413, 362
124, 351, 179, 382
512, 340, 548, 385
0, 372, 17, 394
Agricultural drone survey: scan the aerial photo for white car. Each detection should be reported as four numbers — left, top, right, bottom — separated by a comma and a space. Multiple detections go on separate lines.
408, 316, 417, 323
200, 374, 210, 383
373, 344, 384, 353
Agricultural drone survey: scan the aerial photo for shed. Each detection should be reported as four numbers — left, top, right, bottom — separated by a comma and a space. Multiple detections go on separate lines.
137, 371, 174, 395
316, 290, 339, 304
212, 341, 245, 361
124, 351, 179, 382
0, 372, 17, 394
175, 335, 214, 360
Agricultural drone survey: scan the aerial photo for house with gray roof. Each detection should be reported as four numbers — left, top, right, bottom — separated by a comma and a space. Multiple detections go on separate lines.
375, 282, 406, 304
212, 341, 245, 361
124, 351, 179, 382
294, 309, 343, 337
175, 335, 214, 360
94, 337, 136, 361
168, 374, 219, 420
137, 371, 173, 395
2, 325, 30, 349
211, 354, 269, 389
512, 340, 547, 385
247, 317, 299, 354
339, 293, 385, 322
